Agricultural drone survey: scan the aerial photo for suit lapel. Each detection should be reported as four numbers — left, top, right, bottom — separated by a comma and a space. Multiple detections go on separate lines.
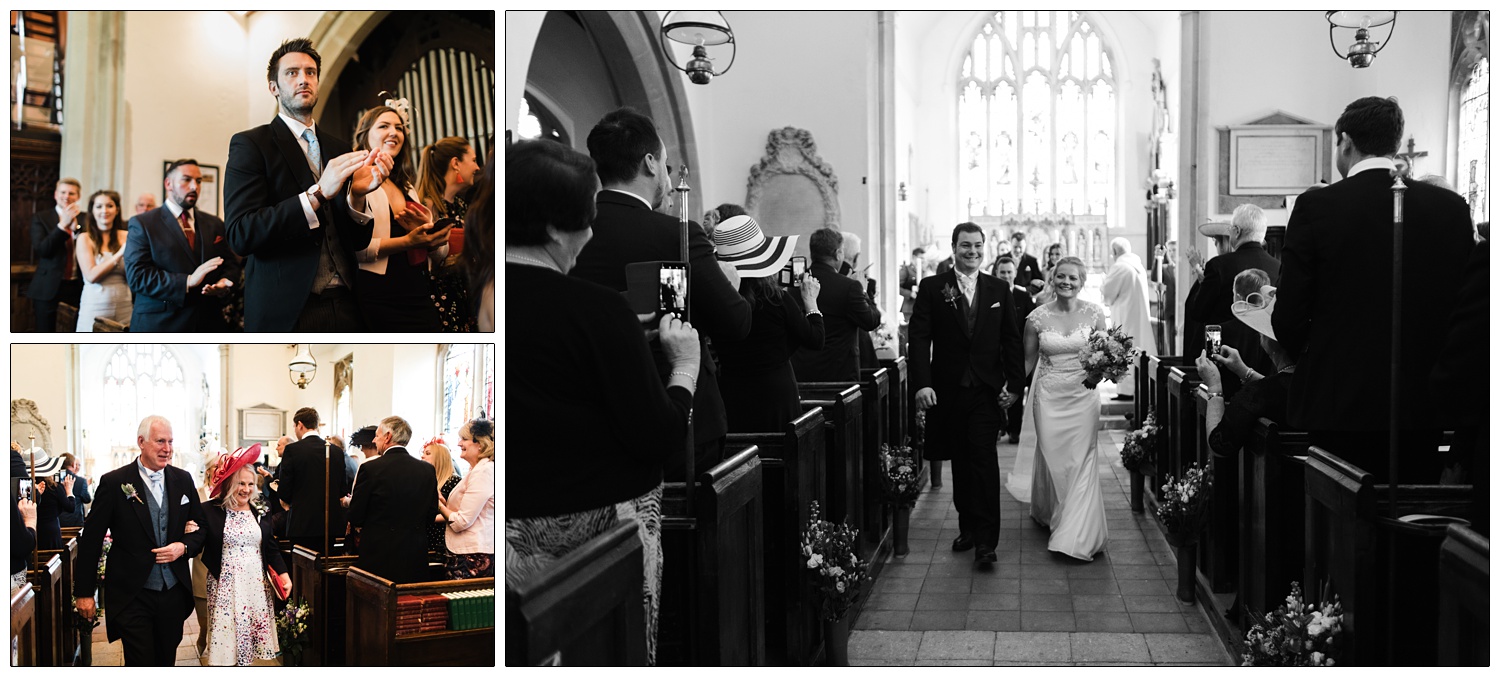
972, 275, 990, 337
156, 206, 194, 262
123, 471, 155, 543
270, 116, 318, 189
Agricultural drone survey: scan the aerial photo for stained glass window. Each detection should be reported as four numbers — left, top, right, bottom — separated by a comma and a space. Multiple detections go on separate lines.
441, 344, 495, 459
1457, 57, 1488, 224
957, 11, 1116, 219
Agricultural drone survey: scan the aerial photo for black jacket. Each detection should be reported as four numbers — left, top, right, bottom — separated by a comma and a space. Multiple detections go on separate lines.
570, 190, 752, 451
27, 207, 74, 302
347, 447, 438, 584
1272, 168, 1474, 431
198, 503, 288, 581
58, 470, 90, 528
276, 435, 349, 545
791, 261, 882, 382
73, 461, 206, 643
224, 116, 373, 331
1185, 241, 1281, 397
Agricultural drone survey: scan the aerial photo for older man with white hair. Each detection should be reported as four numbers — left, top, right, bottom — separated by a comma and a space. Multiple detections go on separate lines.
1102, 237, 1158, 398
1186, 203, 1281, 400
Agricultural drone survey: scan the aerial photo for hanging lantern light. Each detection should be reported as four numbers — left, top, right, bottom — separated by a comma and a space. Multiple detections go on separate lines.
1326, 11, 1398, 68
660, 11, 737, 85
288, 344, 317, 389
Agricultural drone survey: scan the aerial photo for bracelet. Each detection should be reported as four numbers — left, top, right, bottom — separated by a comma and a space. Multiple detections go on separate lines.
669, 370, 697, 388
806, 310, 823, 317
1240, 369, 1260, 384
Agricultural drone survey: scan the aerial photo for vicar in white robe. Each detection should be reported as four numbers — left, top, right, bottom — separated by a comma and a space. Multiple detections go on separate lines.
1102, 237, 1158, 398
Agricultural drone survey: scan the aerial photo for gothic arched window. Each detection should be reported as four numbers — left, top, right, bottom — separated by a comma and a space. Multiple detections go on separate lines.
101, 345, 194, 475
1457, 56, 1488, 224
440, 343, 495, 473
958, 11, 1116, 218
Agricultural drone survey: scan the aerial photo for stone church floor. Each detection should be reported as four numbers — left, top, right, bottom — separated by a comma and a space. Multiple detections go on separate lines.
848, 427, 1235, 666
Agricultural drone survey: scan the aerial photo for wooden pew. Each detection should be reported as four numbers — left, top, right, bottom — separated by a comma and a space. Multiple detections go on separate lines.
506, 521, 643, 666
1437, 525, 1488, 666
1303, 446, 1474, 666
878, 356, 909, 467
1164, 365, 1201, 485
11, 583, 37, 666
1192, 385, 1237, 595
798, 384, 865, 553
345, 568, 494, 666
291, 546, 359, 666
1238, 417, 1311, 623
1144, 355, 1192, 502
25, 553, 62, 666
33, 536, 78, 666
659, 446, 766, 665
858, 367, 893, 576
726, 409, 826, 666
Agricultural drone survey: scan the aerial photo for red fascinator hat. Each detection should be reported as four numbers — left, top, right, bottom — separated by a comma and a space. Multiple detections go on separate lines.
209, 444, 262, 499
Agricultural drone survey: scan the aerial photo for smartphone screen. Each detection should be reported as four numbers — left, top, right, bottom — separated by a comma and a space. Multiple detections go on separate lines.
16, 478, 31, 501
1205, 324, 1222, 356
791, 257, 806, 287
659, 264, 688, 315
778, 267, 793, 287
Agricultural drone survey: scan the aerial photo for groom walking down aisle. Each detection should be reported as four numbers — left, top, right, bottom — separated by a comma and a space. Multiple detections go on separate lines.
909, 223, 1026, 566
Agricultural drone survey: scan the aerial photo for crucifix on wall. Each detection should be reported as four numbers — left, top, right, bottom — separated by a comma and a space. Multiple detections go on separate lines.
1394, 138, 1428, 178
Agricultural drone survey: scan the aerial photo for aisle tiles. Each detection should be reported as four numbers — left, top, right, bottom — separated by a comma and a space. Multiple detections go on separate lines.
849, 428, 1233, 666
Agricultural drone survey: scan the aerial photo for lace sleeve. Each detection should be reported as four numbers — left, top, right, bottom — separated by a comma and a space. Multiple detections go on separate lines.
1025, 305, 1046, 332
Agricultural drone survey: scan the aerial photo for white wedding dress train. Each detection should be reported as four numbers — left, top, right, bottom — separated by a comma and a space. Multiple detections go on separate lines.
1004, 304, 1109, 561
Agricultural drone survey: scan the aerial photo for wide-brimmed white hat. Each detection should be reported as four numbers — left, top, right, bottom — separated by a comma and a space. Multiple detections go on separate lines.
713, 215, 798, 279
1231, 284, 1277, 340
18, 448, 65, 476
1197, 220, 1233, 238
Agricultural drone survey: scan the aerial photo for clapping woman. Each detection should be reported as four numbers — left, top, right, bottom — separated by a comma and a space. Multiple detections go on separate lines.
197, 444, 287, 666
74, 190, 132, 331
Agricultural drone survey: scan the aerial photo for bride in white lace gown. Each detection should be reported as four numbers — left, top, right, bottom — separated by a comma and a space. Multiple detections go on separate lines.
1004, 257, 1109, 561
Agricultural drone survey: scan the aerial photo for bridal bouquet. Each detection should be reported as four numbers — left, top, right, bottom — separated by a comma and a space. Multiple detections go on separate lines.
1120, 408, 1159, 473
800, 501, 871, 622
878, 443, 922, 508
1078, 325, 1138, 389
1156, 462, 1212, 545
1241, 581, 1343, 666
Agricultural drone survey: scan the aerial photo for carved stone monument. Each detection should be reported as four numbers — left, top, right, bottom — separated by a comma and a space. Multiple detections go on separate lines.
745, 127, 841, 259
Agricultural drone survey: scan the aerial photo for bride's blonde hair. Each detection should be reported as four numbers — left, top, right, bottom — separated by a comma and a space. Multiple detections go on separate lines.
1050, 256, 1088, 284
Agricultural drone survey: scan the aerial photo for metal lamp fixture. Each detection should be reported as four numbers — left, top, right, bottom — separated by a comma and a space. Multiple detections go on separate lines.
1327, 11, 1398, 68
288, 344, 317, 389
660, 11, 737, 85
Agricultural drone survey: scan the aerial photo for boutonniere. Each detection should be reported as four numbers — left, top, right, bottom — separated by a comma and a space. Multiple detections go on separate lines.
941, 283, 960, 309
121, 484, 144, 505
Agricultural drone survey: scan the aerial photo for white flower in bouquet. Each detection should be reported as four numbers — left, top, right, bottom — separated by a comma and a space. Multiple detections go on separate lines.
829, 566, 844, 577
807, 553, 823, 568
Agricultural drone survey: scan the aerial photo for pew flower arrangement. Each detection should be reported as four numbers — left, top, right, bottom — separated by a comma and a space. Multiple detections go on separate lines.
1241, 581, 1343, 666
276, 596, 313, 666
1120, 408, 1159, 473
878, 443, 922, 508
800, 501, 872, 622
1155, 462, 1212, 545
1078, 325, 1138, 389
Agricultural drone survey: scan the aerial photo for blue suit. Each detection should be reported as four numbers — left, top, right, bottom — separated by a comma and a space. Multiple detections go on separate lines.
123, 204, 239, 332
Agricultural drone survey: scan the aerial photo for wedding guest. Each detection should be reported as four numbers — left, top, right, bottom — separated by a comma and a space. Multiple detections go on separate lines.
350, 103, 451, 332
190, 452, 224, 656
56, 453, 91, 528
29, 178, 85, 332
276, 408, 348, 553
347, 416, 438, 583
790, 228, 881, 382
417, 136, 481, 332
507, 138, 699, 665
124, 159, 240, 332
198, 444, 287, 666
711, 215, 824, 432
1197, 270, 1294, 458
1008, 231, 1046, 296
225, 38, 389, 332
1186, 204, 1279, 400
437, 419, 494, 579
461, 149, 495, 331
422, 439, 462, 558
12, 495, 37, 591
702, 203, 747, 239
74, 190, 133, 331
74, 415, 207, 666
134, 192, 158, 215
30, 452, 75, 550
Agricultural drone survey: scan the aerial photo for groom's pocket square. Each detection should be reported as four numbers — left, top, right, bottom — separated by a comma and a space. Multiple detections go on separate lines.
179, 495, 190, 505
989, 302, 1002, 308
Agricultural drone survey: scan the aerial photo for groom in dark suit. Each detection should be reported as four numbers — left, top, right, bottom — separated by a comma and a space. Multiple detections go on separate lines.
124, 159, 241, 332
73, 416, 206, 666
1272, 96, 1474, 482
910, 223, 1026, 564
571, 107, 751, 480
225, 37, 391, 332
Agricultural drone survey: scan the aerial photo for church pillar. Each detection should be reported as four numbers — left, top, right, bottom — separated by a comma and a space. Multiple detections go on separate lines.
1174, 10, 1204, 355
504, 11, 546, 136
59, 11, 125, 198
872, 10, 898, 325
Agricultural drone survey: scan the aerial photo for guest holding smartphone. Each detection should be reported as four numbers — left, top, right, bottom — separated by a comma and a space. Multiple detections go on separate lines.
350, 101, 451, 331
417, 136, 481, 332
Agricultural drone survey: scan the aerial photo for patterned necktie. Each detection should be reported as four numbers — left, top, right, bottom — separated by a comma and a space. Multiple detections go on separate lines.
178, 211, 195, 250
301, 128, 322, 179
146, 470, 163, 505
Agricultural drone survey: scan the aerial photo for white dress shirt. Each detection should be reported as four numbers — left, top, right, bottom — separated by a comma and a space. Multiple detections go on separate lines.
163, 196, 195, 232
601, 187, 653, 209
1346, 156, 1397, 178
277, 112, 374, 231
955, 268, 979, 303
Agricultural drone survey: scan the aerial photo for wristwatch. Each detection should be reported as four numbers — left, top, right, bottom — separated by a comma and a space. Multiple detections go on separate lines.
305, 183, 326, 206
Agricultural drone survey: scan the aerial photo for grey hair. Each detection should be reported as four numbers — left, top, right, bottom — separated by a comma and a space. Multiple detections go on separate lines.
1110, 237, 1131, 257
137, 415, 171, 441
1231, 204, 1268, 242
379, 416, 413, 446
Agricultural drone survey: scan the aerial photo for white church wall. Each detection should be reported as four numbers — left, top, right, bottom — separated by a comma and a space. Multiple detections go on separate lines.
1200, 10, 1454, 237
121, 11, 253, 216
244, 11, 324, 130
683, 11, 878, 265
10, 344, 72, 457
225, 344, 332, 450
899, 11, 1168, 260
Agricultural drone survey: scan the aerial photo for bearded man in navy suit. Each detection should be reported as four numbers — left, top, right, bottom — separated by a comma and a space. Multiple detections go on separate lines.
124, 159, 240, 332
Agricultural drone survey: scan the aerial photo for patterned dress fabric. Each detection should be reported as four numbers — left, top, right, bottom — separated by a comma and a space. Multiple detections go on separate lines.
505, 484, 664, 665
205, 508, 280, 666
427, 474, 463, 554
